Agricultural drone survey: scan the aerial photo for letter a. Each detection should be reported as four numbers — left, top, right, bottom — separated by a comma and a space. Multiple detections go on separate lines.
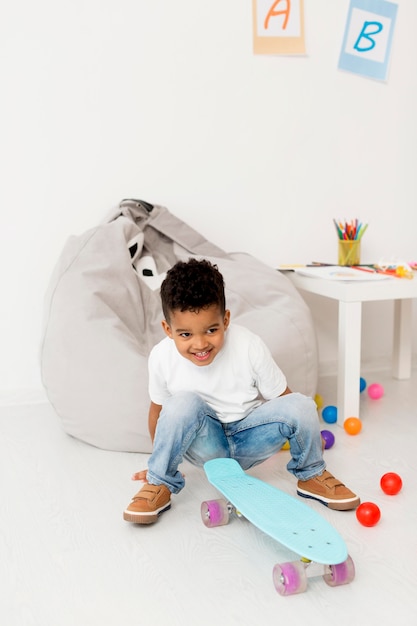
264, 0, 291, 31
354, 21, 383, 53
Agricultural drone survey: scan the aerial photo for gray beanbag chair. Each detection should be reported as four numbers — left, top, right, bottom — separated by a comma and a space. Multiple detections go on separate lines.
41, 199, 318, 452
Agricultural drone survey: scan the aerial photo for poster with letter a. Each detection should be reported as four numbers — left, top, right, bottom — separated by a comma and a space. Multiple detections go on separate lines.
338, 0, 398, 80
252, 0, 306, 55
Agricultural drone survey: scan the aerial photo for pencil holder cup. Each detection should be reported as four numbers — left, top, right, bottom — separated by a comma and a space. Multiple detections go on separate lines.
338, 240, 361, 266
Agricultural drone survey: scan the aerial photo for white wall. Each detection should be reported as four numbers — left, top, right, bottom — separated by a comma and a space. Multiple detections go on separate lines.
1, 0, 416, 398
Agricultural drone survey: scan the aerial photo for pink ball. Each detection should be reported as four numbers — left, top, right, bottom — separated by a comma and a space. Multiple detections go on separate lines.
367, 383, 384, 399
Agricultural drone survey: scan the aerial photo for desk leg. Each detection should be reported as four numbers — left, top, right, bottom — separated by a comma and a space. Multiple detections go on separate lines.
392, 299, 412, 379
337, 301, 362, 424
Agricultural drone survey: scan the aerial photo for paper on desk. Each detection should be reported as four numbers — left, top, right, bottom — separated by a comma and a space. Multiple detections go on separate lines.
293, 266, 390, 281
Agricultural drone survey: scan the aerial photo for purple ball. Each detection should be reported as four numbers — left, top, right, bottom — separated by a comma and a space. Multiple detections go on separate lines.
321, 429, 335, 449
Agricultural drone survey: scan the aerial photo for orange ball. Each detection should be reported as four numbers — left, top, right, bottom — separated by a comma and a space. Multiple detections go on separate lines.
344, 417, 362, 435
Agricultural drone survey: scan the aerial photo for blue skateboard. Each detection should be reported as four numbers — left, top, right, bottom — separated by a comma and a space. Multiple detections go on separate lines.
202, 458, 355, 596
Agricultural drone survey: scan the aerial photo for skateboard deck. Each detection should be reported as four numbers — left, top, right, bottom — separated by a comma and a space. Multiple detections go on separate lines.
203, 458, 348, 565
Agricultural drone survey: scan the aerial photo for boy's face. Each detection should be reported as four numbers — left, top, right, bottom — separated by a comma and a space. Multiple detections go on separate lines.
162, 304, 230, 367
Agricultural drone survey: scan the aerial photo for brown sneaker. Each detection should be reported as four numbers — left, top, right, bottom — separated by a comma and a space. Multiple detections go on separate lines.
297, 471, 360, 511
123, 483, 171, 524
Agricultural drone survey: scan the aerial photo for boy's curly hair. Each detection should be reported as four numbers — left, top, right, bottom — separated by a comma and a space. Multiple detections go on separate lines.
160, 258, 226, 322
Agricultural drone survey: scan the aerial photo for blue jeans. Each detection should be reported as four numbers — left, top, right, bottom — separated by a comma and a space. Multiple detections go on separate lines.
147, 391, 325, 494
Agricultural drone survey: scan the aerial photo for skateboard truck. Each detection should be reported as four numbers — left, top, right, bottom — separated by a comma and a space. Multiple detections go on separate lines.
272, 556, 355, 595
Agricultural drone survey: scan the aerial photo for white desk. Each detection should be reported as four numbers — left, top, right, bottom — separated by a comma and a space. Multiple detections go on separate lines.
285, 271, 417, 424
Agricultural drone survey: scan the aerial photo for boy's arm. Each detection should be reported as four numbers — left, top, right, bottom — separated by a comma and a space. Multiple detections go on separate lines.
148, 401, 162, 442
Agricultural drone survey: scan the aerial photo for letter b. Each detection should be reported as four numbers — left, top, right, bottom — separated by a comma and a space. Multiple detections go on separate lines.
354, 21, 383, 52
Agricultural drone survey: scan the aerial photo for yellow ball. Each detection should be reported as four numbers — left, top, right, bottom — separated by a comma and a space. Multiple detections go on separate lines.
281, 440, 290, 450
314, 393, 324, 410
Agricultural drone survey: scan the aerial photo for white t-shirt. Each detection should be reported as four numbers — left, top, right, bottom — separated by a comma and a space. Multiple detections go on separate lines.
148, 324, 287, 424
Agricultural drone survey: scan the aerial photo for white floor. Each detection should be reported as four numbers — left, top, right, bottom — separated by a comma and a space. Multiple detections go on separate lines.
1, 368, 416, 626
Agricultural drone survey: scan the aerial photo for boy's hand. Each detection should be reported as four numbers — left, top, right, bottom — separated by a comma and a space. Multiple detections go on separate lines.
131, 469, 148, 482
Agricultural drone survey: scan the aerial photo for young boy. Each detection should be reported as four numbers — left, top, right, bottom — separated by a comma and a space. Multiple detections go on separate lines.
123, 259, 360, 524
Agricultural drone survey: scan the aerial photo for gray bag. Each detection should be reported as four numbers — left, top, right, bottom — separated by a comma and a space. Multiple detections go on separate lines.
41, 199, 318, 452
